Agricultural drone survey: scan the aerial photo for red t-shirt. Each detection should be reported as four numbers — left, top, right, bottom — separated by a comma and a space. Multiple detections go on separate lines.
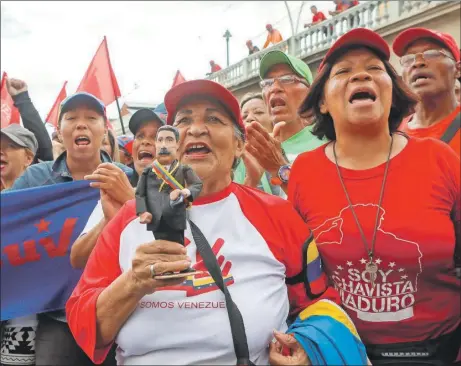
211, 64, 222, 73
288, 136, 461, 346
399, 105, 460, 156
312, 12, 327, 23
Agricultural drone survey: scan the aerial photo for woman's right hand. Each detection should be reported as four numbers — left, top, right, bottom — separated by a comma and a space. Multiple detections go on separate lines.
129, 240, 191, 296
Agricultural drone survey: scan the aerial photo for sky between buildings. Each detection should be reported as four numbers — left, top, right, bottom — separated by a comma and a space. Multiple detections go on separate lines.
1, 1, 348, 120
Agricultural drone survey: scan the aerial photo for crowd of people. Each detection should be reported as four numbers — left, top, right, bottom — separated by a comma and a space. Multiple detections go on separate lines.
1, 22, 460, 366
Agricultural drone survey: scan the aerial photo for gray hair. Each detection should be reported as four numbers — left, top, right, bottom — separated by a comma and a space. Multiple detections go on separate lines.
231, 124, 245, 176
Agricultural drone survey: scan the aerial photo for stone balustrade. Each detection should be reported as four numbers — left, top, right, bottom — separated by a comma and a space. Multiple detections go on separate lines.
207, 0, 444, 88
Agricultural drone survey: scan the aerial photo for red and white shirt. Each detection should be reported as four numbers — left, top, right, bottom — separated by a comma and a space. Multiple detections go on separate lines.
66, 183, 340, 365
288, 137, 461, 345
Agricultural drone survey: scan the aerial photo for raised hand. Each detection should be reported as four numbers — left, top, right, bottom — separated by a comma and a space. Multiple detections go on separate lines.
245, 121, 289, 177
6, 78, 28, 97
85, 163, 134, 205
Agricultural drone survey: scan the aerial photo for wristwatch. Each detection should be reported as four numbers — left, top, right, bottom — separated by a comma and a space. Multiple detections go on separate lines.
270, 164, 291, 185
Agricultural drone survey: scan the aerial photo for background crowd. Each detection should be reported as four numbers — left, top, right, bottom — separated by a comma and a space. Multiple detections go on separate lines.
1, 12, 460, 366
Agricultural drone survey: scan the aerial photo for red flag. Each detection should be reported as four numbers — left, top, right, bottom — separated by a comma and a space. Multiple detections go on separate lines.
1, 72, 20, 128
172, 70, 186, 88
46, 81, 68, 128
76, 36, 122, 106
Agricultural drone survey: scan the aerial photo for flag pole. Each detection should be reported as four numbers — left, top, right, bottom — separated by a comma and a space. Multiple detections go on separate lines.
115, 97, 126, 134
103, 36, 126, 134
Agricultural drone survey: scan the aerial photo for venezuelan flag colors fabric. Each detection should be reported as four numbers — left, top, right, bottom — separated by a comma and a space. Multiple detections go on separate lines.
152, 160, 184, 191
305, 235, 328, 296
288, 299, 368, 365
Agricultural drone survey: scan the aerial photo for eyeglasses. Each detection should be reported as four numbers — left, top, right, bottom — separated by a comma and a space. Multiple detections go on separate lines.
400, 49, 455, 67
259, 75, 309, 89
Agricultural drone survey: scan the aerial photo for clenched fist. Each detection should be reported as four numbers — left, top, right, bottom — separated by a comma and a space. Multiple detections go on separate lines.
6, 78, 28, 97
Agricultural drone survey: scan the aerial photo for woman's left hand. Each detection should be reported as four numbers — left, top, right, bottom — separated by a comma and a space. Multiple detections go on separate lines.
269, 330, 311, 365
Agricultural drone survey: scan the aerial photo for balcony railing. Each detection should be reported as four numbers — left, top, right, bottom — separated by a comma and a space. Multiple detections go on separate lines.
207, 0, 444, 88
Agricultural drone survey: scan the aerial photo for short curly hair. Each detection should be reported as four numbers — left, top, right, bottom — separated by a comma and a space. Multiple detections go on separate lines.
299, 46, 419, 141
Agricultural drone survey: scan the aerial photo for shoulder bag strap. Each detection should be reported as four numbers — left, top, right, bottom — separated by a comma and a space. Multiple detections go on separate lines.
188, 219, 254, 366
440, 112, 461, 144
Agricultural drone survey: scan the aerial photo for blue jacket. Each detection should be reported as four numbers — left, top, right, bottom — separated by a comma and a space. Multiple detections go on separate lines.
10, 150, 132, 190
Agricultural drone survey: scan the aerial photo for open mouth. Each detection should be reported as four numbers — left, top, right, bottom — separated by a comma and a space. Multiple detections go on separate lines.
349, 89, 377, 104
269, 97, 287, 109
138, 150, 154, 162
411, 72, 432, 84
74, 135, 91, 147
184, 143, 212, 157
0, 159, 7, 170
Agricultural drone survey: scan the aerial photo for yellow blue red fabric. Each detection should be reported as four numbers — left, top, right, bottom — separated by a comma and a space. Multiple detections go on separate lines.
288, 299, 368, 365
152, 160, 184, 191
304, 235, 328, 296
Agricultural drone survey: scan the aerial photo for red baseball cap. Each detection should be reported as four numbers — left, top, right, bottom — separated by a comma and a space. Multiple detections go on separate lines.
164, 79, 245, 133
393, 28, 460, 62
319, 28, 390, 71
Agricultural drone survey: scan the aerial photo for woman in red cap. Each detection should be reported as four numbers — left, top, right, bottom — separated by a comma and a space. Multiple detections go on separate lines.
288, 28, 461, 365
393, 28, 461, 156
66, 80, 369, 365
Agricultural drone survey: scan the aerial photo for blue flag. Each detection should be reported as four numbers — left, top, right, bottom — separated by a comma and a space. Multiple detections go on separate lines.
1, 181, 99, 321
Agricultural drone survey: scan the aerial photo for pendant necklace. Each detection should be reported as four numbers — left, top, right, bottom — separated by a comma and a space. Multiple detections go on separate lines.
333, 135, 394, 287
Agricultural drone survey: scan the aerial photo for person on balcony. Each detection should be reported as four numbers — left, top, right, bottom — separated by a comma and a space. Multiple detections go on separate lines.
393, 28, 461, 156
304, 5, 327, 28
209, 60, 222, 74
246, 40, 260, 55
238, 51, 326, 197
329, 0, 360, 29
304, 5, 330, 38
263, 24, 283, 49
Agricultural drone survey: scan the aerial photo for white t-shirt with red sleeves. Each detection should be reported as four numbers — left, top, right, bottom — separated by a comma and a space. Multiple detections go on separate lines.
67, 183, 335, 365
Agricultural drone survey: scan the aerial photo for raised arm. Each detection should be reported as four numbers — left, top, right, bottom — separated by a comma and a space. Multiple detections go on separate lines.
7, 78, 53, 162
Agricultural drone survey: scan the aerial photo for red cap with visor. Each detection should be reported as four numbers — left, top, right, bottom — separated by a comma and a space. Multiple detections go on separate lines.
392, 27, 460, 62
318, 28, 391, 71
164, 79, 245, 134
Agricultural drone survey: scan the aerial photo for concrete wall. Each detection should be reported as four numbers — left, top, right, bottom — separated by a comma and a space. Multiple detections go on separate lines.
230, 1, 461, 103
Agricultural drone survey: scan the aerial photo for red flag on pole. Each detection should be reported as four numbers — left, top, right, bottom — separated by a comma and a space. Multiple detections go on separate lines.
1, 72, 20, 128
46, 81, 68, 128
172, 70, 186, 88
76, 36, 121, 106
